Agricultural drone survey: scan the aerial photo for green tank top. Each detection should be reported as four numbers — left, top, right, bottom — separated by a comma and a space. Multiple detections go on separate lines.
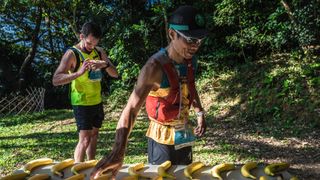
70, 46, 102, 106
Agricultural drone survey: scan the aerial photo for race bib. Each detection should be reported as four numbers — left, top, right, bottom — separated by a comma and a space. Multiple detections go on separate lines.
174, 125, 196, 150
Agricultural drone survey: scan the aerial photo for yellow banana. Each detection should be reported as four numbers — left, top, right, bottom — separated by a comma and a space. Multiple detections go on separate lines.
28, 174, 50, 180
290, 176, 299, 180
157, 160, 175, 179
128, 162, 144, 177
0, 172, 29, 180
64, 174, 86, 180
51, 158, 74, 177
71, 160, 98, 175
259, 176, 268, 180
264, 162, 289, 176
241, 162, 258, 179
183, 161, 205, 180
211, 163, 235, 180
23, 158, 53, 174
152, 176, 163, 180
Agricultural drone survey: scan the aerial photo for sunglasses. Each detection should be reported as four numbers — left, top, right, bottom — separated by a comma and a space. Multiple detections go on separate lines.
175, 30, 205, 45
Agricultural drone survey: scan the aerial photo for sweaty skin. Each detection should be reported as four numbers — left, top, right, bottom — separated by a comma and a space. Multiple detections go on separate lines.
90, 29, 206, 180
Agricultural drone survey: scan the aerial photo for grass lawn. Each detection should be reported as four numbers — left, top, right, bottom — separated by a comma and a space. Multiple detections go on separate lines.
0, 109, 257, 176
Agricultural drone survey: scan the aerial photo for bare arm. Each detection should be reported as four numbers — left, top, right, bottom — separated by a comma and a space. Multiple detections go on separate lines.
52, 50, 90, 86
91, 59, 162, 179
192, 90, 206, 137
94, 47, 119, 78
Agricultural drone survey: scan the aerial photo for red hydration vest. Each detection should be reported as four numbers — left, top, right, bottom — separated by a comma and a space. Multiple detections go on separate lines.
145, 51, 197, 123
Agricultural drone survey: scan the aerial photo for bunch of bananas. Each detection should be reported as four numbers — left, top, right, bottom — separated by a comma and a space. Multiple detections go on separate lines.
183, 161, 205, 180
211, 163, 235, 180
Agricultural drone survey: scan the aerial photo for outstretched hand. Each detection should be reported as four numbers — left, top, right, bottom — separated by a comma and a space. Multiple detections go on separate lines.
90, 152, 123, 180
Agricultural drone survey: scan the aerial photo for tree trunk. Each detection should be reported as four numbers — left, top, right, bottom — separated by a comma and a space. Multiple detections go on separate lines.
280, 0, 296, 24
18, 5, 43, 88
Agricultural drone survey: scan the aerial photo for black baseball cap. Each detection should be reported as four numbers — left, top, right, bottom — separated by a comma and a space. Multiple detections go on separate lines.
169, 5, 208, 39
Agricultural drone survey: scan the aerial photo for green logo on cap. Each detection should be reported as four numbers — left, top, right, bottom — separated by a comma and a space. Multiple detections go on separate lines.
195, 14, 205, 27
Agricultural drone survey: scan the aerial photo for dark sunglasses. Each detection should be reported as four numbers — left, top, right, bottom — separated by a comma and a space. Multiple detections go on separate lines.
175, 30, 205, 45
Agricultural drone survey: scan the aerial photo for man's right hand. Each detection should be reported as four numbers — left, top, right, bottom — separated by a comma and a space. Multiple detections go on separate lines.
90, 152, 123, 180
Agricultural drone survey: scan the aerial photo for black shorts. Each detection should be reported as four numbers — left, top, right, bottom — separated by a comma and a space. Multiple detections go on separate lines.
147, 137, 192, 165
72, 103, 104, 131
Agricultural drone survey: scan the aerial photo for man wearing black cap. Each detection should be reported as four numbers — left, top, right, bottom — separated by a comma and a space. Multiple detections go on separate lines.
91, 5, 207, 179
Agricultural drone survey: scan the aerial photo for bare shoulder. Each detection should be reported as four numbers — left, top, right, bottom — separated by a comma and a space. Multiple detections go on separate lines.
95, 46, 106, 54
137, 57, 162, 86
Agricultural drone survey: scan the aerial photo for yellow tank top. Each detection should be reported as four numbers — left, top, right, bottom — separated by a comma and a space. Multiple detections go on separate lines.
69, 46, 102, 106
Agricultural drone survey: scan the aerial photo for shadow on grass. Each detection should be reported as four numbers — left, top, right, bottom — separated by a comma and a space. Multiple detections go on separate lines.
0, 109, 74, 127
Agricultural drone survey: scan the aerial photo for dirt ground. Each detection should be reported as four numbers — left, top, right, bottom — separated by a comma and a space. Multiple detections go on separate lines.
204, 120, 320, 180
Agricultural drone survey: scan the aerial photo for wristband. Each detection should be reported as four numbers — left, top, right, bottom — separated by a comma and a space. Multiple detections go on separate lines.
196, 111, 205, 117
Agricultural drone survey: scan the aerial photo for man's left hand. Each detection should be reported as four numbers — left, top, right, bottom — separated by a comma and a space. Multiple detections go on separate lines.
194, 115, 206, 137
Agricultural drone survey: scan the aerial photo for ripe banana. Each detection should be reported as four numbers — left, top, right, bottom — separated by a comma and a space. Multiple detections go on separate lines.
183, 161, 205, 180
0, 172, 29, 180
127, 162, 149, 178
211, 163, 235, 180
51, 158, 75, 177
264, 162, 289, 176
64, 174, 86, 180
157, 160, 175, 179
28, 174, 50, 180
71, 160, 98, 175
259, 176, 268, 180
23, 158, 53, 174
241, 162, 258, 179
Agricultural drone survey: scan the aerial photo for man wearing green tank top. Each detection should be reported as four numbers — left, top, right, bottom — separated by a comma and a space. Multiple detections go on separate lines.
52, 22, 119, 162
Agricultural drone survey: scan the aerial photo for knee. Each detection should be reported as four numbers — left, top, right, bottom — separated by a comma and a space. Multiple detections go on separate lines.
79, 136, 91, 148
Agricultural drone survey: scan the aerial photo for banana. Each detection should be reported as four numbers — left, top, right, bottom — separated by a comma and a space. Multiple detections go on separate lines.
157, 160, 175, 179
28, 174, 50, 180
64, 174, 86, 180
71, 160, 98, 175
211, 163, 235, 180
264, 162, 289, 176
183, 161, 205, 180
259, 176, 268, 180
128, 162, 144, 177
241, 162, 258, 179
23, 158, 53, 174
0, 172, 29, 180
51, 158, 75, 177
